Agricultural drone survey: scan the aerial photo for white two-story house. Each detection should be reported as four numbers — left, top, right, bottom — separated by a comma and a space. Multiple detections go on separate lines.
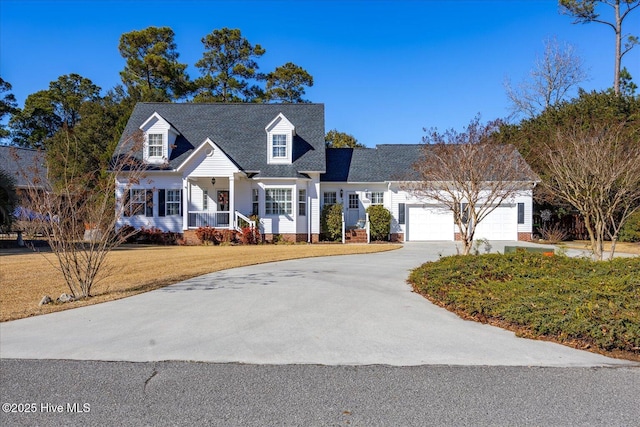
115, 103, 538, 243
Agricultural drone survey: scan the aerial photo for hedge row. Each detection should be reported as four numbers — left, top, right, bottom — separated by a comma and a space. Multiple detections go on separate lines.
408, 252, 640, 356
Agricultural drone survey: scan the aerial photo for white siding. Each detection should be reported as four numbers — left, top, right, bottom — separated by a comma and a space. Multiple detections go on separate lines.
180, 146, 239, 178
116, 173, 184, 233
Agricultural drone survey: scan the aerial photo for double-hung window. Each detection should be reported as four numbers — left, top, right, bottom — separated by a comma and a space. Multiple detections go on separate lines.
166, 190, 181, 216
265, 188, 292, 215
323, 192, 337, 206
147, 134, 163, 158
252, 189, 259, 216
272, 134, 287, 159
371, 192, 384, 205
298, 189, 306, 216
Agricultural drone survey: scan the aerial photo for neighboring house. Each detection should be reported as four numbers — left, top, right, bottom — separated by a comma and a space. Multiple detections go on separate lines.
0, 146, 48, 193
115, 103, 538, 243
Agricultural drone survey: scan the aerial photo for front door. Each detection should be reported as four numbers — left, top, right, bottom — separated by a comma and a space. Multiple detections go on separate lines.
347, 193, 361, 227
217, 190, 229, 226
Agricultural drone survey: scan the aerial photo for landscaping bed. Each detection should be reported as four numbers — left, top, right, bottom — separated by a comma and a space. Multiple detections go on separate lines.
409, 252, 640, 361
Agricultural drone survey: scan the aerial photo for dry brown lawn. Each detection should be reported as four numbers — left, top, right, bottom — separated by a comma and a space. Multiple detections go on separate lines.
0, 243, 400, 322
561, 240, 640, 255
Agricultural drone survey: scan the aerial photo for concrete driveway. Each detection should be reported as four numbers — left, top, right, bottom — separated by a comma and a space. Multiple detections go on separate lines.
0, 242, 633, 366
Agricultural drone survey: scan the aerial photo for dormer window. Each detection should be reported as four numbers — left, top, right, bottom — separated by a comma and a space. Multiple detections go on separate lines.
272, 134, 288, 158
140, 112, 180, 164
266, 113, 295, 164
148, 134, 164, 158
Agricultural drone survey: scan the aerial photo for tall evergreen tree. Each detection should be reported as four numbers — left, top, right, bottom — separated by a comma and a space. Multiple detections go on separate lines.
194, 28, 265, 102
119, 26, 191, 102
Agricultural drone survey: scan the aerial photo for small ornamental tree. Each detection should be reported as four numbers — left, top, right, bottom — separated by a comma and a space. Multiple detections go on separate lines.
12, 129, 147, 298
410, 116, 538, 255
366, 205, 391, 241
321, 203, 343, 241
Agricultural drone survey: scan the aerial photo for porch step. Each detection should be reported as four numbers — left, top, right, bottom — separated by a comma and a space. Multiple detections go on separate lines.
345, 229, 368, 243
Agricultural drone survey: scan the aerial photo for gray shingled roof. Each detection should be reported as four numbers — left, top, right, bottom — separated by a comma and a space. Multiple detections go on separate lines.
118, 103, 326, 178
0, 146, 49, 188
322, 144, 538, 183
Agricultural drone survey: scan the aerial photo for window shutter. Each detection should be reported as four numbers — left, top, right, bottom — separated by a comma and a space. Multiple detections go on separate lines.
158, 189, 166, 217
517, 203, 525, 224
398, 203, 405, 225
145, 190, 154, 217
122, 189, 131, 217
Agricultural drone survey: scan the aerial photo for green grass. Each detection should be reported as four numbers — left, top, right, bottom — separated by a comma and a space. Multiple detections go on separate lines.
408, 252, 640, 359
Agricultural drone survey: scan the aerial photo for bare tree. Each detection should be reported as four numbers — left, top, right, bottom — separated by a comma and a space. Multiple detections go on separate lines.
505, 37, 588, 117
560, 0, 639, 95
12, 129, 146, 298
410, 117, 539, 255
542, 121, 640, 259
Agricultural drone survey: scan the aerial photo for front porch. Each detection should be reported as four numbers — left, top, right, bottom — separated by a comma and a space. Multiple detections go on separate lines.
183, 176, 255, 231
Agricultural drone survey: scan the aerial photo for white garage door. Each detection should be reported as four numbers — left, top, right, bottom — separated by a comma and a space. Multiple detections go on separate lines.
407, 205, 454, 241
474, 206, 517, 240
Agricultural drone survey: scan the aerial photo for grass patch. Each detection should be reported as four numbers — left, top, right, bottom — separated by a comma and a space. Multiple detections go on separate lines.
0, 243, 400, 322
409, 252, 640, 361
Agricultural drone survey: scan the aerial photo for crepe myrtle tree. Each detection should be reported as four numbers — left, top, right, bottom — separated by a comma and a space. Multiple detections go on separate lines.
542, 120, 640, 260
11, 129, 147, 299
409, 116, 537, 255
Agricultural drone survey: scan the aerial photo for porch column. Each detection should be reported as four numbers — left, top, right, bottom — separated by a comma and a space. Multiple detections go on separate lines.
182, 177, 189, 231
229, 174, 235, 229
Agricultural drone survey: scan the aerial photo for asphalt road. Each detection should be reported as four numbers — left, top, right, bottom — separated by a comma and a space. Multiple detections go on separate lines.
1, 359, 639, 427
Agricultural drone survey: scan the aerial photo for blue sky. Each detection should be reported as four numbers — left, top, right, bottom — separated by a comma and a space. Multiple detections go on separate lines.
1, 0, 638, 147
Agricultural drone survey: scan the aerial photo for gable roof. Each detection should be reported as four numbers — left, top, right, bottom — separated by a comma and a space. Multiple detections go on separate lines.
0, 146, 49, 188
322, 144, 539, 183
118, 103, 326, 178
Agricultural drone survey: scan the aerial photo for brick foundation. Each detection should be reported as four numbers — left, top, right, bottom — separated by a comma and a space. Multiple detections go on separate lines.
390, 233, 404, 243
263, 233, 319, 243
454, 232, 462, 241
517, 232, 533, 242
182, 230, 200, 245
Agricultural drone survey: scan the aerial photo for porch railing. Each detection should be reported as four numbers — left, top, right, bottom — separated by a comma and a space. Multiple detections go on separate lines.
234, 211, 256, 231
188, 211, 230, 228
188, 211, 257, 231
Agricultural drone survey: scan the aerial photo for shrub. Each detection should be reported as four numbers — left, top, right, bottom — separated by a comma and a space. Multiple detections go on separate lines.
137, 227, 179, 245
321, 203, 343, 241
619, 211, 640, 242
195, 226, 220, 245
366, 205, 391, 241
539, 223, 569, 243
117, 225, 137, 244
241, 226, 261, 245
409, 252, 640, 356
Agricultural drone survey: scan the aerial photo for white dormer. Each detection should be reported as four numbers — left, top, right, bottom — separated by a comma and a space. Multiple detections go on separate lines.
266, 113, 295, 165
140, 112, 180, 165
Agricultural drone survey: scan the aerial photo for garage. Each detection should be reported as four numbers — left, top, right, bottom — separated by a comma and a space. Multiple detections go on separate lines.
406, 205, 454, 241
473, 206, 517, 241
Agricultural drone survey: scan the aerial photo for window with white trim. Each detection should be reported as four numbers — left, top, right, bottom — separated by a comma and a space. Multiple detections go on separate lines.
371, 192, 384, 205
252, 188, 259, 216
166, 190, 181, 216
265, 188, 292, 215
323, 192, 336, 206
298, 189, 306, 216
272, 134, 287, 158
131, 189, 147, 216
147, 133, 163, 158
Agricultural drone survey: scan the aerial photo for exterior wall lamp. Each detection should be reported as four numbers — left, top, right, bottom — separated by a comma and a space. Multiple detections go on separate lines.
340, 189, 343, 198
211, 177, 216, 186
